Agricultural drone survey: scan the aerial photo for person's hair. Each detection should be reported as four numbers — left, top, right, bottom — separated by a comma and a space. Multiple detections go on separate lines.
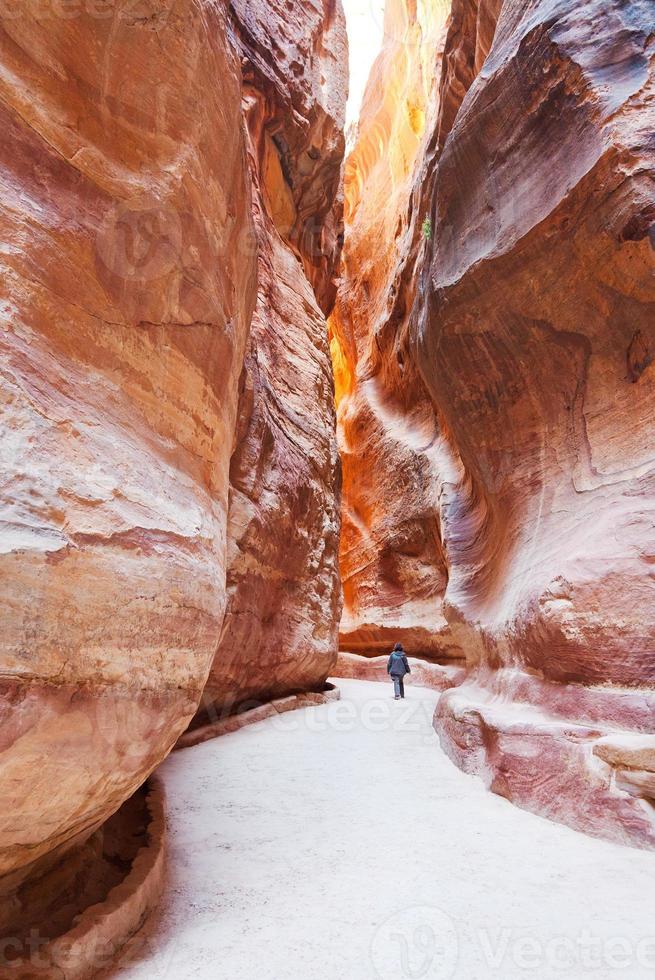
393, 642, 403, 651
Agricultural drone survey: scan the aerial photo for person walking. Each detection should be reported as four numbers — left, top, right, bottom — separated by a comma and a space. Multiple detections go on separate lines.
387, 642, 411, 699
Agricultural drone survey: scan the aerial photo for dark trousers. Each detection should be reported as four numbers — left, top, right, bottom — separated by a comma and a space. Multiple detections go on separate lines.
392, 675, 405, 698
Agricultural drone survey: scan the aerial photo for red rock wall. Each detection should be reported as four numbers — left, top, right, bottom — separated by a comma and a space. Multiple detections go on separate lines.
0, 0, 346, 910
198, 0, 346, 715
335, 0, 655, 847
422, 0, 655, 846
229, 0, 347, 314
0, 0, 257, 906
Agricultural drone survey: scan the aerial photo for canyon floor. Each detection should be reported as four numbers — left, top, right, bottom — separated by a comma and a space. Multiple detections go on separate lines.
106, 680, 655, 979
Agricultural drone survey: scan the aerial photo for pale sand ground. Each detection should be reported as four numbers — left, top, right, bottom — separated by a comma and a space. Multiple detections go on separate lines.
110, 679, 655, 980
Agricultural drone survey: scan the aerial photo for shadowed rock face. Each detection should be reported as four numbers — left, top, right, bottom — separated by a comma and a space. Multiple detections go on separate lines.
335, 0, 655, 847
435, 0, 502, 152
198, 0, 346, 716
422, 0, 655, 846
422, 0, 655, 688
0, 0, 345, 909
229, 0, 347, 314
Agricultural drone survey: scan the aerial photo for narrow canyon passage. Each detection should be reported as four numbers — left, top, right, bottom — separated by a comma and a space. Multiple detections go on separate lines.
107, 682, 655, 980
1, 0, 655, 966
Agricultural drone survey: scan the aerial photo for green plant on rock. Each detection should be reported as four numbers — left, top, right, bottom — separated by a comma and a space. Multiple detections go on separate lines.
422, 216, 432, 241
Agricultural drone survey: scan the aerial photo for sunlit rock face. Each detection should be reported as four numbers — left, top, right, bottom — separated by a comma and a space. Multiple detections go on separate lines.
335, 0, 655, 847
198, 0, 347, 714
330, 0, 457, 659
0, 1, 257, 907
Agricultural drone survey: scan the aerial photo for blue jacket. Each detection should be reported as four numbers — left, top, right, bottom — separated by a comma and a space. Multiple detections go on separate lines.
387, 651, 411, 677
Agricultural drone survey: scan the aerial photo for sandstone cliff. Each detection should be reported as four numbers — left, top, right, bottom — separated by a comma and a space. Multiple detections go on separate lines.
0, 0, 257, 911
197, 0, 346, 716
336, 0, 655, 848
0, 0, 345, 916
424, 0, 655, 847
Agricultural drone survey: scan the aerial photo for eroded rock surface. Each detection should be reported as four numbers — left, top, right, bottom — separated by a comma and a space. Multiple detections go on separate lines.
198, 0, 346, 716
422, 0, 655, 847
229, 0, 347, 313
335, 0, 655, 848
0, 0, 345, 914
0, 0, 257, 908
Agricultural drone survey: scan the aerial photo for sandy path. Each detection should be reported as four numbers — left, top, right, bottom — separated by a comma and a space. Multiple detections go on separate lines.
110, 679, 655, 980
